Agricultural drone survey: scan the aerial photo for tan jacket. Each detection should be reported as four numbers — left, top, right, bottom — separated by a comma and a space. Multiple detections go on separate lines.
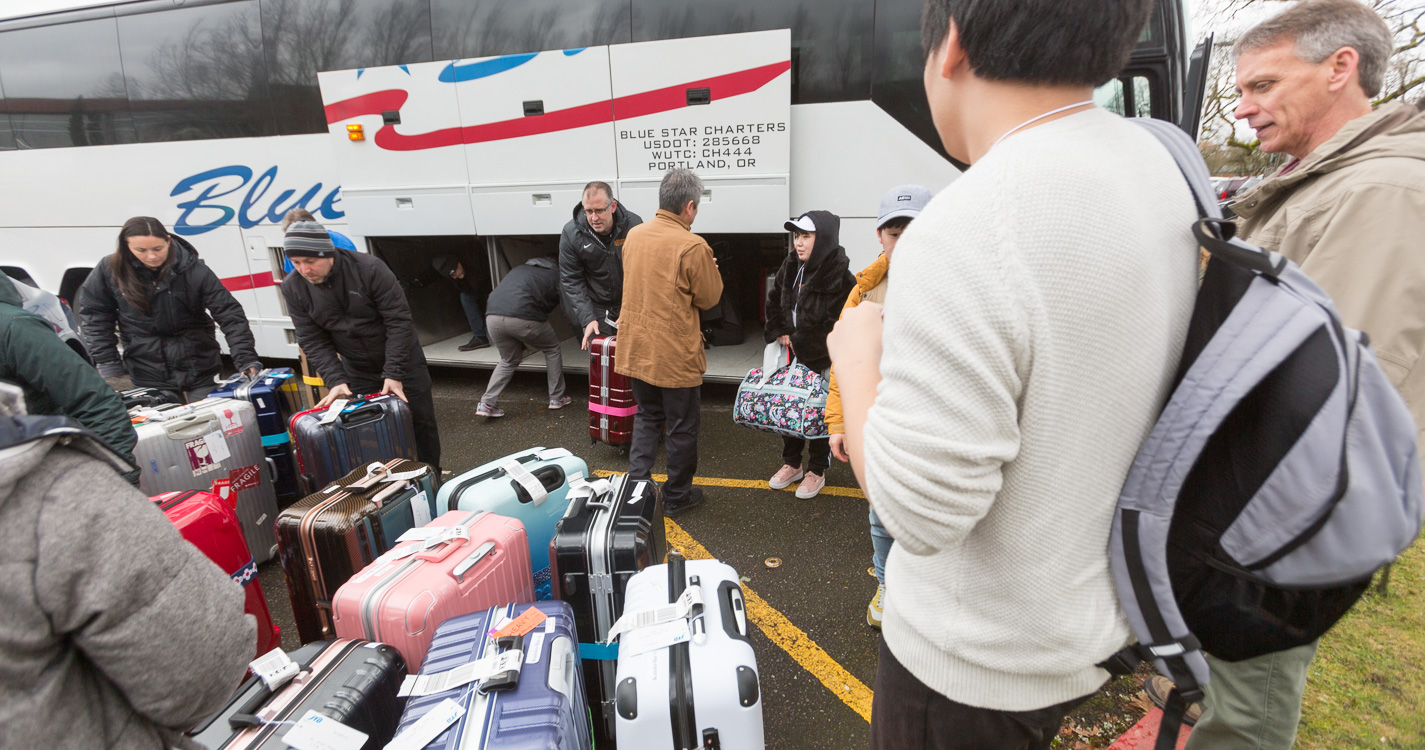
825, 252, 889, 434
1232, 102, 1425, 447
615, 210, 724, 388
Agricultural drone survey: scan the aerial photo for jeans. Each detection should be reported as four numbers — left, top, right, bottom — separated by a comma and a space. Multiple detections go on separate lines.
869, 507, 895, 585
871, 640, 1088, 750
628, 378, 701, 503
459, 291, 487, 339
1185, 641, 1318, 750
781, 435, 831, 475
481, 315, 565, 406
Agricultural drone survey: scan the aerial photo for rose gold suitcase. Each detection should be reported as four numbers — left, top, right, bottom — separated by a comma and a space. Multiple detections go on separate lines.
329, 509, 534, 671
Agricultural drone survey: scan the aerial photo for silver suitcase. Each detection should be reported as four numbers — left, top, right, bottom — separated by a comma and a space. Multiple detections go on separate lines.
613, 553, 765, 749
132, 398, 279, 564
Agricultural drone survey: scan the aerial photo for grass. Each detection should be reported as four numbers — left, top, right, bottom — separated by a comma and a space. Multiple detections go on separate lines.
1051, 531, 1425, 749
1297, 530, 1425, 749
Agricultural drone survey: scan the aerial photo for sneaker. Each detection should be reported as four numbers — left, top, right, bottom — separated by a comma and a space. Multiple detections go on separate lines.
458, 336, 491, 352
475, 402, 504, 418
769, 465, 804, 490
867, 583, 886, 629
1143, 675, 1204, 726
664, 487, 704, 518
795, 472, 826, 499
548, 395, 574, 410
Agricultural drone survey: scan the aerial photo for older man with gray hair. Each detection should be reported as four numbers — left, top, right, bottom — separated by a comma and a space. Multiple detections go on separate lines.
1142, 1, 1425, 747
615, 169, 724, 516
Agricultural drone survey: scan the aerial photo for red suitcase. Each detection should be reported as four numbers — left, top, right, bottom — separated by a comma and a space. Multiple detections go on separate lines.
589, 335, 636, 446
152, 490, 281, 658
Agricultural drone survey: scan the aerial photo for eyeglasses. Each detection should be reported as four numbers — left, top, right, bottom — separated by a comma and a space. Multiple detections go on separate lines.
584, 203, 612, 216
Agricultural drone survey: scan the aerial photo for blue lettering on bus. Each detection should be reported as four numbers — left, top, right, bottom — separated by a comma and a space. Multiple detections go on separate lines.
170, 165, 343, 236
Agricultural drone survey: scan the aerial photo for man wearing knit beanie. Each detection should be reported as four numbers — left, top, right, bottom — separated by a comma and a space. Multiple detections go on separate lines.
280, 220, 442, 470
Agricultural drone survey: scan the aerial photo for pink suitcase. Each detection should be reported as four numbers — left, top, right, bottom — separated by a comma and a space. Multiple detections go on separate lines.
329, 509, 534, 671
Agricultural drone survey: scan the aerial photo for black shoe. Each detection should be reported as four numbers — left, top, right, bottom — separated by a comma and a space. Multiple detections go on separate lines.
458, 336, 490, 352
663, 487, 704, 517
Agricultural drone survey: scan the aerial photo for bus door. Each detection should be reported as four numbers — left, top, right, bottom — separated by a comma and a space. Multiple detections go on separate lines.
317, 61, 473, 237
610, 29, 791, 233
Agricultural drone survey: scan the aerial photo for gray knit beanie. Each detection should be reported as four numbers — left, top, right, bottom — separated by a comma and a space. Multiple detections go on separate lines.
284, 220, 336, 258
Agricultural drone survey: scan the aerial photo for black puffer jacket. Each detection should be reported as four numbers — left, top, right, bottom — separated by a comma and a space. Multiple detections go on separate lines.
558, 200, 643, 329
78, 237, 259, 393
281, 249, 421, 387
764, 211, 856, 372
487, 257, 560, 323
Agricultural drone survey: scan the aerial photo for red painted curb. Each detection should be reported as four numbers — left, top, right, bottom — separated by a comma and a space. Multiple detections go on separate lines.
1108, 708, 1191, 749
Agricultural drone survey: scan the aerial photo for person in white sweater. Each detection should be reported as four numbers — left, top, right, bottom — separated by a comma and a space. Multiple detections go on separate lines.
827, 0, 1201, 747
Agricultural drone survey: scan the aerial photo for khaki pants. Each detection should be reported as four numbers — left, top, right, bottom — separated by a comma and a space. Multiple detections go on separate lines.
480, 315, 565, 406
1186, 640, 1318, 750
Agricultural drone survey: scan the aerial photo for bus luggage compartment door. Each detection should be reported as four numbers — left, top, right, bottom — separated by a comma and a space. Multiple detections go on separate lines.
610, 29, 791, 234
319, 60, 475, 237
455, 48, 620, 236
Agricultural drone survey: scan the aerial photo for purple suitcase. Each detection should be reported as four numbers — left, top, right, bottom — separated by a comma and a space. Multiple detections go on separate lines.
392, 601, 590, 750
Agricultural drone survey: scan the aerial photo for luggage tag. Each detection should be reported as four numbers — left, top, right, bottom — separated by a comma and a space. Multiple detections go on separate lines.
397, 646, 524, 698
281, 710, 368, 750
534, 447, 574, 460
618, 618, 693, 657
383, 698, 465, 750
502, 460, 547, 506
318, 399, 349, 425
249, 648, 300, 691
604, 586, 703, 644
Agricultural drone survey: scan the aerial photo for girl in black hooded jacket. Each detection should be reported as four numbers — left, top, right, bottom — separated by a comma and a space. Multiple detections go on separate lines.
79, 216, 261, 403
763, 210, 856, 499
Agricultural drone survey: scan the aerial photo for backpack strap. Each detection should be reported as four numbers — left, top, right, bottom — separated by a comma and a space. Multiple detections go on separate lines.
1130, 118, 1288, 278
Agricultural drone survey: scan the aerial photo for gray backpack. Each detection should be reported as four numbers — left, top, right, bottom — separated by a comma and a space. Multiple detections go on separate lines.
1104, 120, 1423, 747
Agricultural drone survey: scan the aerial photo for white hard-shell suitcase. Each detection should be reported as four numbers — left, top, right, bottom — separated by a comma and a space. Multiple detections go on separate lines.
613, 552, 764, 749
132, 397, 280, 563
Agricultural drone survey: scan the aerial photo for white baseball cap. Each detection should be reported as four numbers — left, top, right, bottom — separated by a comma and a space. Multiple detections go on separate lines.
784, 214, 817, 233
877, 185, 934, 229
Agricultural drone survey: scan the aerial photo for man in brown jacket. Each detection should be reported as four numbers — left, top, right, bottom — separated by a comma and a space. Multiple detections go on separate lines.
1146, 2, 1425, 748
616, 168, 724, 515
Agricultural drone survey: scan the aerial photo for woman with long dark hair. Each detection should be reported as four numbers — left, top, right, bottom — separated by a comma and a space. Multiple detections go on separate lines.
79, 216, 260, 403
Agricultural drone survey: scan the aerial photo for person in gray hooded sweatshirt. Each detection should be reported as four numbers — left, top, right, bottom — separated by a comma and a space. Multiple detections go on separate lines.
0, 383, 253, 749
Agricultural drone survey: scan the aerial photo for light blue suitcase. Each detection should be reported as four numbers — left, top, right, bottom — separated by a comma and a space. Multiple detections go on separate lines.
435, 447, 589, 600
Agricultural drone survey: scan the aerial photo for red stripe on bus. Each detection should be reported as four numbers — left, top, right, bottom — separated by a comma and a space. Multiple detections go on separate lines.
222, 273, 279, 292
323, 60, 791, 153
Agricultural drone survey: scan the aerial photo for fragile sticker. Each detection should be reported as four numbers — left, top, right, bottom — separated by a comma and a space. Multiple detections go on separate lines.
217, 407, 244, 437
229, 464, 262, 493
185, 437, 222, 477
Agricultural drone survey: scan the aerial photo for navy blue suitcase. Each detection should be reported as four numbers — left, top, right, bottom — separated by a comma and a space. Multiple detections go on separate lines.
212, 369, 304, 502
290, 394, 417, 496
394, 601, 591, 750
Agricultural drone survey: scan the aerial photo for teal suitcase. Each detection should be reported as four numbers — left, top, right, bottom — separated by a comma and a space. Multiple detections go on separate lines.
435, 447, 588, 600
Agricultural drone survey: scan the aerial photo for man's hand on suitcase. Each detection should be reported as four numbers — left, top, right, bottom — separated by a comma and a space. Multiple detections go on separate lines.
581, 320, 600, 351
317, 383, 353, 408
381, 378, 409, 403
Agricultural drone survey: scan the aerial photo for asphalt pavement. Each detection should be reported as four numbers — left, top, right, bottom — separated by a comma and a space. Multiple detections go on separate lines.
257, 364, 879, 747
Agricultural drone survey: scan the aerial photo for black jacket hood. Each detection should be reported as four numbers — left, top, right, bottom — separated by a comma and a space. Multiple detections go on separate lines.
571, 198, 638, 239
127, 234, 199, 279
797, 210, 843, 275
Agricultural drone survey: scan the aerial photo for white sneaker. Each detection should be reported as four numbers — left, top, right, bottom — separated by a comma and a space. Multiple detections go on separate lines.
769, 465, 804, 489
548, 395, 573, 410
867, 583, 885, 629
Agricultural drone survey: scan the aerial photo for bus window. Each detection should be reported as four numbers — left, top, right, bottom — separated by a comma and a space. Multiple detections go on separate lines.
117, 0, 274, 143
431, 0, 630, 60
0, 17, 137, 149
262, 0, 435, 136
0, 76, 13, 151
631, 0, 873, 104
1094, 76, 1154, 118
871, 0, 953, 164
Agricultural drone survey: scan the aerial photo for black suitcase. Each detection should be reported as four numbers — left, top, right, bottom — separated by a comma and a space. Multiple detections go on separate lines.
187, 639, 406, 749
122, 386, 176, 409
548, 472, 666, 747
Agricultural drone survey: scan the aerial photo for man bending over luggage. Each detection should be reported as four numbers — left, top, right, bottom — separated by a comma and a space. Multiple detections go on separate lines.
281, 220, 443, 471
476, 256, 572, 418
0, 383, 253, 749
829, 0, 1199, 745
616, 168, 723, 516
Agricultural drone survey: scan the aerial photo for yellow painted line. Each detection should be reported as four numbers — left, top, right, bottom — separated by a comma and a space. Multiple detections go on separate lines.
592, 470, 865, 499
662, 516, 874, 723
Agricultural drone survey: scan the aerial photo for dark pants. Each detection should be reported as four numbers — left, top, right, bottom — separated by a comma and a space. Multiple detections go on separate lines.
459, 291, 487, 339
628, 378, 700, 502
781, 435, 831, 475
870, 640, 1088, 750
159, 382, 217, 405
349, 364, 441, 472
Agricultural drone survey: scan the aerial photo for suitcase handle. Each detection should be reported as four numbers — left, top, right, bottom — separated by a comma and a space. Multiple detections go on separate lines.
414, 535, 467, 563
718, 580, 751, 643
339, 401, 386, 426
452, 541, 496, 583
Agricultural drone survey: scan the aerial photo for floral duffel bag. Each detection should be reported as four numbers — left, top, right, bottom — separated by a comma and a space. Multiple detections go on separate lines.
733, 343, 830, 439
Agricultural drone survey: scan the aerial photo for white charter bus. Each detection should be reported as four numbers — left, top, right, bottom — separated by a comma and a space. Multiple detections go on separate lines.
0, 0, 1205, 382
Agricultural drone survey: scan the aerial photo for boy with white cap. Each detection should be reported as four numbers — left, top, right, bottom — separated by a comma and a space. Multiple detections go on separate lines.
824, 184, 933, 628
